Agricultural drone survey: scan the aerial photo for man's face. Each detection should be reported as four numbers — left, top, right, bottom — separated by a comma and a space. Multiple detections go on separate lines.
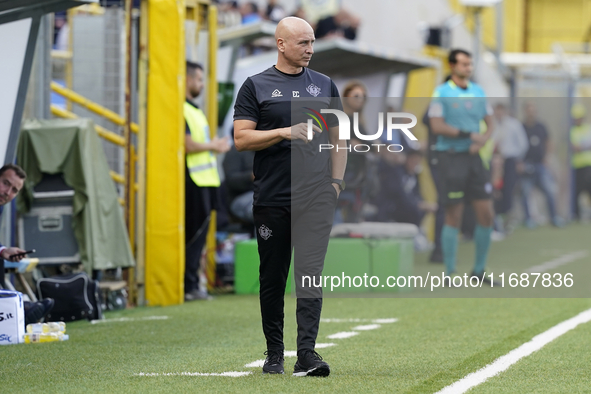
451, 53, 473, 80
280, 30, 315, 68
0, 169, 23, 206
187, 68, 204, 99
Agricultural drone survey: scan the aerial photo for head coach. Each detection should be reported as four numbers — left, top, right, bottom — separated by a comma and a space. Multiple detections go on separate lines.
233, 17, 347, 376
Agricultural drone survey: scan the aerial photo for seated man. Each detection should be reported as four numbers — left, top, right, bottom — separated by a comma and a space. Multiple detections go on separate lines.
315, 9, 360, 40
0, 164, 54, 324
374, 146, 437, 227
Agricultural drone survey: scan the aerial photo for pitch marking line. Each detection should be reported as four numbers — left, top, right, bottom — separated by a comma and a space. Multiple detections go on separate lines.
352, 324, 381, 331
327, 331, 359, 339
435, 307, 591, 394
135, 372, 251, 377
321, 318, 398, 323
525, 251, 588, 273
138, 317, 398, 375
91, 316, 169, 324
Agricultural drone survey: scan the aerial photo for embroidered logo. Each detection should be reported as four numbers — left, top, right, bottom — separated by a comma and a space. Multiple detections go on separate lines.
292, 91, 300, 97
271, 89, 283, 97
306, 83, 321, 97
258, 225, 273, 240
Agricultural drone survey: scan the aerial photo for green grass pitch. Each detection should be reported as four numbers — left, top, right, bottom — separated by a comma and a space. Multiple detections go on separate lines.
2, 224, 590, 393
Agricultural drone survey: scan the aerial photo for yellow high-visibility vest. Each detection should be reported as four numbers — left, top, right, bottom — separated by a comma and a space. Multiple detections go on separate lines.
184, 102, 221, 187
570, 123, 591, 169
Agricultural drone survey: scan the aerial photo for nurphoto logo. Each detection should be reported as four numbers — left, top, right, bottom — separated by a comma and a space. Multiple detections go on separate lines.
306, 109, 418, 152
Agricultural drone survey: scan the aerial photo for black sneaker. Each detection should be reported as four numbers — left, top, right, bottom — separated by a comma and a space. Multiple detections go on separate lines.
24, 298, 54, 325
293, 349, 330, 377
262, 350, 284, 374
471, 272, 501, 287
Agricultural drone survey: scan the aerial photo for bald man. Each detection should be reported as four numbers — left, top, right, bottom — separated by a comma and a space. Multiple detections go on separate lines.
234, 17, 347, 377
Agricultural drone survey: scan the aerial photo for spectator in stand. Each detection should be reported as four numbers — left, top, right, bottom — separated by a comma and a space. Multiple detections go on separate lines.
241, 2, 262, 24
265, 0, 286, 23
315, 9, 360, 40
218, 1, 242, 28
570, 103, 591, 221
491, 103, 528, 233
520, 102, 562, 228
291, 6, 308, 22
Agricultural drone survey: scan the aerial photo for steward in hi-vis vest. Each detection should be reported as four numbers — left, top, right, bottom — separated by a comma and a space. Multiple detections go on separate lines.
183, 61, 229, 302
184, 101, 221, 187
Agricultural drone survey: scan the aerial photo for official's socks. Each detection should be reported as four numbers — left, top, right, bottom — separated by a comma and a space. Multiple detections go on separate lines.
441, 225, 459, 274
473, 225, 492, 275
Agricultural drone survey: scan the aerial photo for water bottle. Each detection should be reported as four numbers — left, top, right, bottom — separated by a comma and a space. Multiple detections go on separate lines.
26, 322, 66, 334
24, 332, 69, 344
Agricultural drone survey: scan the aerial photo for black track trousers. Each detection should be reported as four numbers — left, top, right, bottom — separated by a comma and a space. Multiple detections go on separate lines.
253, 182, 338, 351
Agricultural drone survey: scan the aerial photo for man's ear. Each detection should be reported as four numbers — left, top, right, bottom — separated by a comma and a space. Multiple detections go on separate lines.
277, 38, 285, 53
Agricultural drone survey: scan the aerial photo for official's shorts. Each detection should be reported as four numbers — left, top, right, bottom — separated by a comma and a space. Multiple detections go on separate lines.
437, 151, 492, 206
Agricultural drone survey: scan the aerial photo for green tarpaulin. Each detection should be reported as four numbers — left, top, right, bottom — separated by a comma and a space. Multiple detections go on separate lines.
16, 118, 135, 273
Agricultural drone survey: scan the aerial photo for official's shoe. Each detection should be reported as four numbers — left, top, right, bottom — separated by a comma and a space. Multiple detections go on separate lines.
471, 271, 501, 287
262, 350, 284, 374
552, 216, 564, 228
293, 349, 330, 377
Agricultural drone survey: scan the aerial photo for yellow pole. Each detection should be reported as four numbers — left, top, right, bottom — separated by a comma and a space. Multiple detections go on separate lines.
136, 0, 149, 305
124, 0, 136, 304
204, 4, 219, 292
50, 105, 126, 146
66, 8, 74, 112
207, 5, 218, 138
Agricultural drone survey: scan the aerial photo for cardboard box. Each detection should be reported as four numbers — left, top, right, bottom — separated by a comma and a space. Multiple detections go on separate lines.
0, 290, 25, 345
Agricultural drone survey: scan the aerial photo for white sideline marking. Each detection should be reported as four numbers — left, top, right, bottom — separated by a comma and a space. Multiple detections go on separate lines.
244, 360, 265, 368
327, 331, 359, 339
316, 342, 337, 348
434, 307, 591, 394
244, 344, 336, 368
352, 324, 381, 331
135, 372, 250, 377
321, 318, 367, 323
525, 251, 588, 273
321, 318, 398, 324
91, 316, 169, 324
372, 318, 398, 324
